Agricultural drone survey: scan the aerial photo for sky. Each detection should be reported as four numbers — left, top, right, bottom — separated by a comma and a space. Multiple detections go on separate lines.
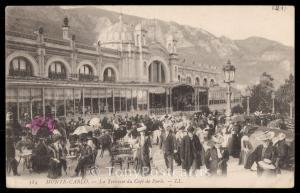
78, 5, 294, 47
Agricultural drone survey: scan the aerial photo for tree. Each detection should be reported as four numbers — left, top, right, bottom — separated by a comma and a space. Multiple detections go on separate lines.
275, 74, 295, 117
232, 104, 244, 114
248, 72, 275, 113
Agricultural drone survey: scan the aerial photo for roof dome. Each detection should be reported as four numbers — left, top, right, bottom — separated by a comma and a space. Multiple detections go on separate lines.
99, 14, 134, 45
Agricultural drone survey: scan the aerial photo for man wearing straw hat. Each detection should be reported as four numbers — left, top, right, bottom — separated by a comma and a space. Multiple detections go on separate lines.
249, 131, 277, 176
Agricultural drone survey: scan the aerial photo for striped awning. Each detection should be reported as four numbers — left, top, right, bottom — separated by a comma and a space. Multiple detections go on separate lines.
6, 88, 18, 102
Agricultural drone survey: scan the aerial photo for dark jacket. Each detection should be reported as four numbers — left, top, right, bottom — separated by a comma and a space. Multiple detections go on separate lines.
163, 132, 177, 156
180, 134, 203, 170
274, 140, 289, 169
205, 146, 229, 174
245, 143, 277, 174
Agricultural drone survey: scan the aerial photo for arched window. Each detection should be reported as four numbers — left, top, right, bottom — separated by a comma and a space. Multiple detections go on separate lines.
103, 67, 116, 82
48, 62, 66, 79
210, 79, 215, 87
136, 35, 140, 46
203, 78, 208, 87
195, 77, 200, 85
178, 75, 181, 82
9, 57, 32, 77
79, 64, 93, 81
143, 62, 147, 75
186, 76, 192, 84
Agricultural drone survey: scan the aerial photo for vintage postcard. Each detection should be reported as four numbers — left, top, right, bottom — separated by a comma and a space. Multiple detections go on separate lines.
5, 5, 294, 188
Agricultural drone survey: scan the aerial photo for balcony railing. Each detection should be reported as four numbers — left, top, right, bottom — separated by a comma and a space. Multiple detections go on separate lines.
48, 73, 67, 80
8, 70, 32, 77
44, 37, 70, 46
6, 31, 37, 40
79, 74, 98, 81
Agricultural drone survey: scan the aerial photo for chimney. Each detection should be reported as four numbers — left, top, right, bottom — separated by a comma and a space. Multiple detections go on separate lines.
62, 16, 70, 40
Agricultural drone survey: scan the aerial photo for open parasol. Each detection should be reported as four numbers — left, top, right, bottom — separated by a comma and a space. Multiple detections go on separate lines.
72, 125, 94, 135
89, 117, 101, 127
249, 126, 294, 149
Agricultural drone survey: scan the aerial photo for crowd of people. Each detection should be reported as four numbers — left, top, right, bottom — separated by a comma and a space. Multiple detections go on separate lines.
6, 111, 293, 179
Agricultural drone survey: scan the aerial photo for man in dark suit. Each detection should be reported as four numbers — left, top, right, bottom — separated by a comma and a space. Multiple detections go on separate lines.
274, 133, 290, 172
6, 129, 20, 176
180, 126, 204, 176
73, 138, 93, 178
160, 124, 177, 175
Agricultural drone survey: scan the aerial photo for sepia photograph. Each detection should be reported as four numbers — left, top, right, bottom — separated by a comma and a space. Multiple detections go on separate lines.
5, 5, 295, 188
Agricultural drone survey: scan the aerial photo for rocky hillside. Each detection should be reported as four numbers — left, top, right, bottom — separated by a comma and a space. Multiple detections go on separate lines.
5, 6, 294, 89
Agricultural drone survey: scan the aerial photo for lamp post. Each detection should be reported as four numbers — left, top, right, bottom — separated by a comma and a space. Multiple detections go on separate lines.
271, 92, 275, 114
245, 88, 251, 116
223, 60, 236, 123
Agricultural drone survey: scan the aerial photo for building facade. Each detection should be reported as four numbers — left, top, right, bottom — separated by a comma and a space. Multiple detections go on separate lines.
5, 16, 239, 122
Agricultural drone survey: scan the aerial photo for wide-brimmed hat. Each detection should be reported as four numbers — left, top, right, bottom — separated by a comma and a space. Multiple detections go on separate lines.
186, 125, 195, 133
273, 132, 287, 144
277, 133, 286, 141
255, 131, 275, 141
258, 159, 276, 170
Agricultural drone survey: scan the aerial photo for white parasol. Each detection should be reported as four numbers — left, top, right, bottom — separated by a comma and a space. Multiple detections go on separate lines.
72, 125, 93, 135
89, 117, 101, 127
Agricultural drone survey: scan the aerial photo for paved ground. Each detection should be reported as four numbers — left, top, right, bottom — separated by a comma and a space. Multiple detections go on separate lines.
6, 144, 294, 188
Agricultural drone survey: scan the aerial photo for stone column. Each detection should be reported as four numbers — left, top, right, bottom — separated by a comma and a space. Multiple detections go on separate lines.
112, 89, 115, 114
158, 63, 161, 83
42, 88, 45, 117
169, 87, 172, 113
82, 88, 85, 116
165, 87, 168, 114
147, 89, 150, 113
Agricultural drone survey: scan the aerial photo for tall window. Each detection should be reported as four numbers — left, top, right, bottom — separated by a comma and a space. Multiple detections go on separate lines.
9, 57, 32, 77
48, 62, 66, 79
195, 77, 200, 85
210, 79, 215, 87
144, 62, 147, 75
103, 67, 116, 82
79, 64, 93, 81
187, 77, 192, 84
203, 78, 208, 87
178, 75, 181, 82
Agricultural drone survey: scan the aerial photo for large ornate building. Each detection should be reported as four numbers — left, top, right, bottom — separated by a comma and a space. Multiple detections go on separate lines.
5, 15, 241, 122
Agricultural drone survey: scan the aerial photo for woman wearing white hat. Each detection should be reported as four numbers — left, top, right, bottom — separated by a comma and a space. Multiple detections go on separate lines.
135, 124, 152, 176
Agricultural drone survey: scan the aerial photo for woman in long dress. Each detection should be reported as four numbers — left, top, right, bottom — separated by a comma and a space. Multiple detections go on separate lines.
135, 125, 152, 176
239, 130, 253, 167
47, 135, 63, 179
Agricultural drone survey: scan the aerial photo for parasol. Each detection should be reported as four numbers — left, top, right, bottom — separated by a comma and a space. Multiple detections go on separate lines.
72, 125, 93, 135
249, 126, 294, 149
89, 118, 101, 127
30, 116, 56, 135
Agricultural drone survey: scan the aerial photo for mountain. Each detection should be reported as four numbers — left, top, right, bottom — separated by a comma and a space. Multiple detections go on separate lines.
5, 6, 294, 89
